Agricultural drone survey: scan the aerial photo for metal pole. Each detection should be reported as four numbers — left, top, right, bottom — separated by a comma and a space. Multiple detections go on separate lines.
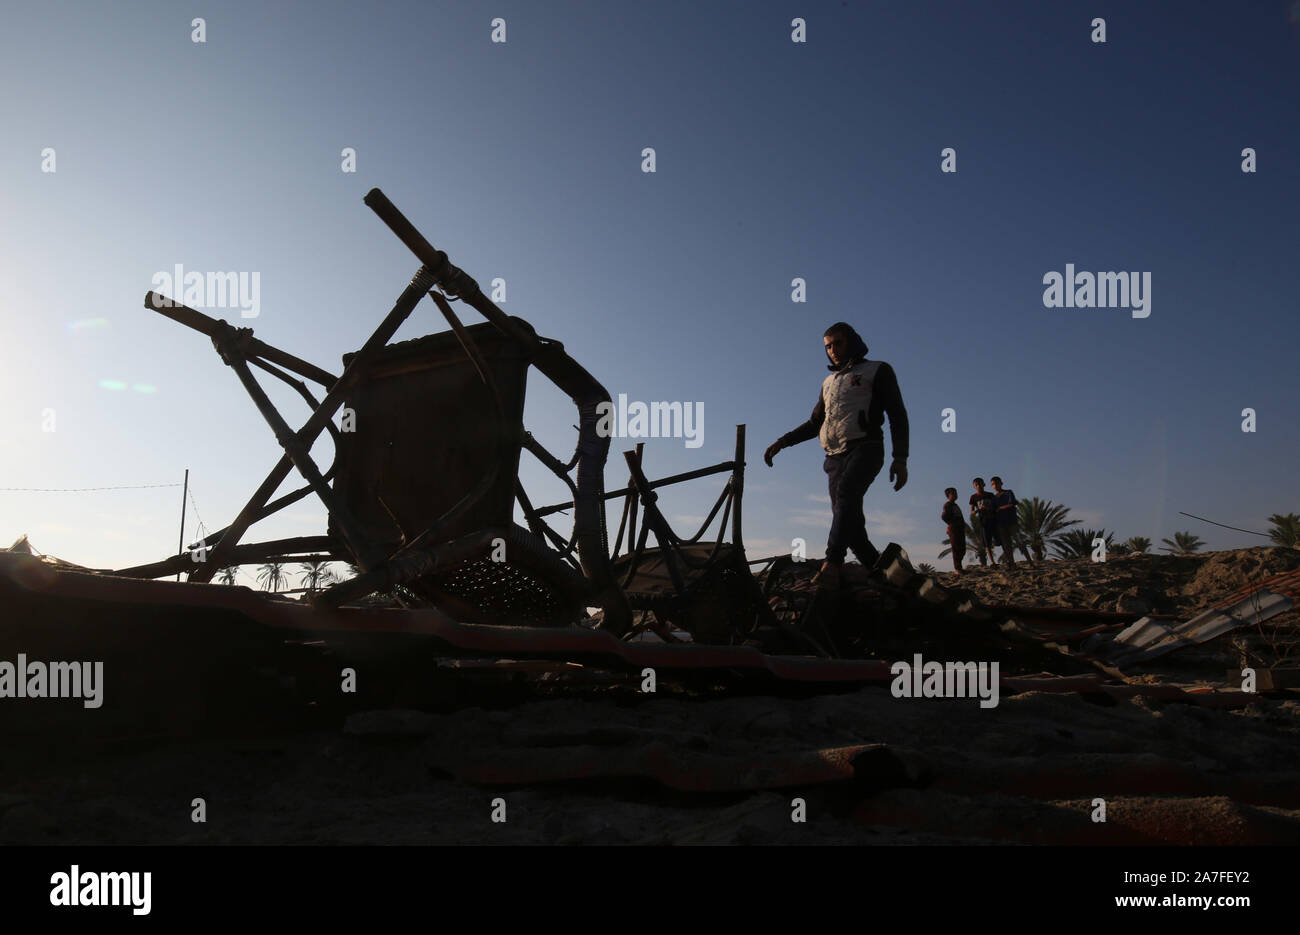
175, 468, 188, 582
732, 424, 745, 551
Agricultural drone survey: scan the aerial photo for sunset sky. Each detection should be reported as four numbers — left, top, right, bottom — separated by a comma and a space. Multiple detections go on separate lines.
2, 0, 1297, 580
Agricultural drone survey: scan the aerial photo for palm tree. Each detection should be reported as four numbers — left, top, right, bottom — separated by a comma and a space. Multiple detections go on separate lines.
917, 562, 936, 574
1160, 531, 1204, 555
298, 559, 338, 593
1266, 513, 1300, 548
940, 516, 990, 566
1016, 497, 1081, 562
215, 565, 240, 585
1053, 529, 1115, 559
337, 560, 397, 602
256, 561, 287, 592
1125, 536, 1152, 554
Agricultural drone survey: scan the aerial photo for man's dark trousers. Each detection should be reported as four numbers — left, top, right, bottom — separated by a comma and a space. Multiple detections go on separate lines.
950, 530, 967, 572
980, 519, 998, 561
997, 522, 1021, 564
824, 438, 885, 565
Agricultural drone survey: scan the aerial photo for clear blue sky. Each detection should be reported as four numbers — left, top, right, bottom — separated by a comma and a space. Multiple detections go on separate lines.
2, 0, 1297, 581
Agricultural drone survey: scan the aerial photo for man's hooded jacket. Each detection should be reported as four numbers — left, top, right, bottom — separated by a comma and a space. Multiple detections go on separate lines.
776, 323, 909, 459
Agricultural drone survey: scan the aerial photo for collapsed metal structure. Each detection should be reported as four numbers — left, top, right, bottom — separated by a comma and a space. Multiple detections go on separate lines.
115, 189, 790, 649
4, 187, 1290, 776
88, 189, 1293, 686
30, 189, 1279, 697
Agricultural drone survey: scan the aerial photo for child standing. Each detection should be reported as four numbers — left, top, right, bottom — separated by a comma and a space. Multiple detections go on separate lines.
989, 476, 1023, 567
942, 487, 966, 574
970, 478, 998, 566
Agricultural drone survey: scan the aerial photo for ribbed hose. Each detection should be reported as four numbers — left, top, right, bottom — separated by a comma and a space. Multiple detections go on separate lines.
573, 391, 611, 573
533, 344, 631, 635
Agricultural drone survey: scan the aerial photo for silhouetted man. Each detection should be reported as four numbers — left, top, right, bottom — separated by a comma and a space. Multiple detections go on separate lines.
763, 322, 909, 588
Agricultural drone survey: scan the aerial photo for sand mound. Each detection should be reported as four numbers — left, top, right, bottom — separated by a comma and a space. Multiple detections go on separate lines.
937, 547, 1300, 618
1185, 547, 1300, 600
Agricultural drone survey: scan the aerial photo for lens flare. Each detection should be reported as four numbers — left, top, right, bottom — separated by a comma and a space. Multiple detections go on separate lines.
67, 318, 110, 334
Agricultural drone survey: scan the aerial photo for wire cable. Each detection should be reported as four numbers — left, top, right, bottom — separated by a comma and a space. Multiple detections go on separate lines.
0, 483, 183, 492
1177, 511, 1270, 538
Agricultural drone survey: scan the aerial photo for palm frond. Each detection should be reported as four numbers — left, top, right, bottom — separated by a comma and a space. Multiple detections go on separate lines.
1266, 513, 1300, 548
1161, 531, 1204, 555
1052, 529, 1114, 559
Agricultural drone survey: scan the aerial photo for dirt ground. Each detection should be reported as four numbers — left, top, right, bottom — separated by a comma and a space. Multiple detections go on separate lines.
2, 547, 1299, 845
934, 546, 1300, 620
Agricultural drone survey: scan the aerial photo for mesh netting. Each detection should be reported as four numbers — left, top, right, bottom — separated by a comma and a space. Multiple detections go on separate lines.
424, 558, 574, 625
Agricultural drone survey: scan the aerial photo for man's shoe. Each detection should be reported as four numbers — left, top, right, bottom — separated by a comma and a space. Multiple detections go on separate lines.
812, 562, 842, 589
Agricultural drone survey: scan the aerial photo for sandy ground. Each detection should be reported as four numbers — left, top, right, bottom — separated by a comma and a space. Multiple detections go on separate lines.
932, 546, 1300, 620
2, 547, 1299, 845
4, 681, 1299, 845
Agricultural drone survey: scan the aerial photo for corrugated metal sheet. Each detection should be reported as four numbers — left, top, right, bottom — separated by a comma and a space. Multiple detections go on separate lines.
1103, 589, 1293, 667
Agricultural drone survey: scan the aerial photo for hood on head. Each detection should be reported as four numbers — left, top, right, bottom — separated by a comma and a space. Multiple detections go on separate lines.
824, 322, 869, 370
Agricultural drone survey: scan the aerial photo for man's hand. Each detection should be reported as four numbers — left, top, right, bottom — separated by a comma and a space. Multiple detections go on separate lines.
889, 458, 907, 491
763, 440, 784, 467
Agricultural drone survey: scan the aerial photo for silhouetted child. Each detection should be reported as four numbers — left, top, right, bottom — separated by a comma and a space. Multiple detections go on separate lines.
989, 476, 1031, 566
970, 478, 998, 566
942, 487, 966, 574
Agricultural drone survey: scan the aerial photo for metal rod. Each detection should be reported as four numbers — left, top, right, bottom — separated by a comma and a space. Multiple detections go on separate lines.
521, 432, 580, 517
189, 472, 333, 552
611, 488, 631, 560
516, 483, 579, 567
622, 449, 686, 597
732, 423, 745, 551
628, 442, 643, 561
215, 332, 375, 569
117, 536, 343, 580
142, 294, 338, 388
246, 355, 344, 452
363, 189, 539, 350
175, 468, 188, 582
515, 482, 548, 541
619, 520, 653, 590
684, 484, 731, 545
533, 460, 736, 517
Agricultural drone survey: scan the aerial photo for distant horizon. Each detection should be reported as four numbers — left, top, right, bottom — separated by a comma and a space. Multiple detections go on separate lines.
7, 506, 1292, 582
